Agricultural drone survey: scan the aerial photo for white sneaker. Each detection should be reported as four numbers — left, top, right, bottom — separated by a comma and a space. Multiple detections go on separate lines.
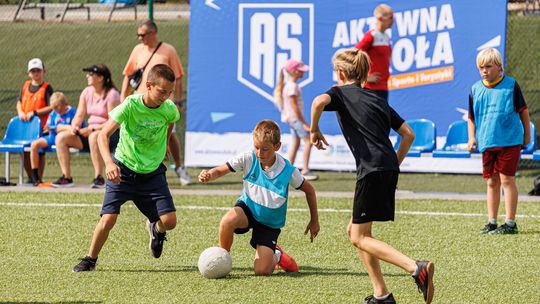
302, 171, 318, 181
175, 166, 192, 186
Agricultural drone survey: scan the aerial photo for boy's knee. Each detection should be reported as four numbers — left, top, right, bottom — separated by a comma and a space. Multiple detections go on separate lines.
254, 268, 273, 276
99, 214, 117, 231
159, 213, 177, 230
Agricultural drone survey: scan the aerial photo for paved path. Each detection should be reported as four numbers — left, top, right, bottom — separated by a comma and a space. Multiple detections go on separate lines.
2, 185, 540, 202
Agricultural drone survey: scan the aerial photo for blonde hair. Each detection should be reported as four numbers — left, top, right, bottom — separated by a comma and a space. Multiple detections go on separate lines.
333, 48, 371, 84
374, 4, 393, 18
273, 68, 285, 111
253, 120, 281, 145
50, 92, 68, 109
476, 48, 503, 71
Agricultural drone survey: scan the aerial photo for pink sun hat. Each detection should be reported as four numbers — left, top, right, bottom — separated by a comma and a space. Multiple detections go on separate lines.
284, 59, 309, 72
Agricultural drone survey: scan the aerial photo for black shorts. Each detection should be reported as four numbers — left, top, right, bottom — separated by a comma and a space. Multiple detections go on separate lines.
352, 170, 398, 224
234, 201, 280, 251
79, 134, 90, 152
101, 159, 175, 223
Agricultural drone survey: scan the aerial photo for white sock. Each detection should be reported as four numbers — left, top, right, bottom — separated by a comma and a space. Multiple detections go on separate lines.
374, 293, 390, 300
275, 249, 282, 263
505, 219, 516, 227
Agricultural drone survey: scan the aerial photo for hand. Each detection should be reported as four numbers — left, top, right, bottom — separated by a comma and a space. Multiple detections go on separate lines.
78, 127, 92, 137
105, 162, 121, 184
70, 126, 79, 135
24, 112, 33, 121
43, 126, 50, 134
198, 169, 212, 183
367, 72, 381, 83
467, 139, 477, 152
310, 130, 329, 150
18, 112, 27, 121
304, 219, 320, 242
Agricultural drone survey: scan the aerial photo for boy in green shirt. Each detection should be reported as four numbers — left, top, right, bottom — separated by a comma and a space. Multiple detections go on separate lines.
73, 64, 180, 272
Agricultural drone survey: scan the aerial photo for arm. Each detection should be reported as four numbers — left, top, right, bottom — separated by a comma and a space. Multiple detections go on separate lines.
71, 98, 87, 134
289, 95, 308, 129
98, 118, 121, 184
299, 180, 319, 242
16, 100, 26, 121
198, 164, 231, 183
120, 76, 130, 102
310, 94, 331, 150
467, 118, 477, 152
519, 108, 531, 147
395, 122, 415, 165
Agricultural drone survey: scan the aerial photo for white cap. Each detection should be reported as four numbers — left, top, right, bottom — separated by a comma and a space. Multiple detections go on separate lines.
28, 58, 44, 72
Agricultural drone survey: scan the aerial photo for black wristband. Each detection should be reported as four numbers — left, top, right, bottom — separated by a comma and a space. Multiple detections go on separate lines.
33, 110, 38, 116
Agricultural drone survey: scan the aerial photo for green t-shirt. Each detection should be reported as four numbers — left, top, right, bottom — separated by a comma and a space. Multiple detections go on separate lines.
110, 94, 180, 173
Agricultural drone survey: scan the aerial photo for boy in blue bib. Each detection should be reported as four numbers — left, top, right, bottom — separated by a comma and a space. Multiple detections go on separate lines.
198, 120, 319, 275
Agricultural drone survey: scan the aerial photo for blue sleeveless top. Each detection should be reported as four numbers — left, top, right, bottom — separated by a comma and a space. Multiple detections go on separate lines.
239, 151, 295, 229
471, 76, 523, 152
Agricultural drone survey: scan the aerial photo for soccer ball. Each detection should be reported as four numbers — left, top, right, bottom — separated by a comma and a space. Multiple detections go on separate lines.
197, 246, 232, 279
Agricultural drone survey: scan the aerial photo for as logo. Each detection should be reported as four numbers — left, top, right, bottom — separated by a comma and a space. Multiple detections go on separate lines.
238, 3, 314, 101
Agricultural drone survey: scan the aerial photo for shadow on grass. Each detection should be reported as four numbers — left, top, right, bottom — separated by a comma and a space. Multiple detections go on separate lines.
0, 302, 102, 304
101, 264, 408, 279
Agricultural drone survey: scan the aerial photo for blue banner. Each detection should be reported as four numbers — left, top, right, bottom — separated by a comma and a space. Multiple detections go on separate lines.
187, 0, 507, 171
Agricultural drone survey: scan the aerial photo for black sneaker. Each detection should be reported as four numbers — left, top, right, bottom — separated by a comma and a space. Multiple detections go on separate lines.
73, 256, 97, 272
32, 178, 42, 187
147, 221, 167, 258
412, 260, 435, 304
480, 223, 498, 234
363, 293, 397, 304
52, 175, 74, 188
489, 223, 518, 235
91, 175, 105, 189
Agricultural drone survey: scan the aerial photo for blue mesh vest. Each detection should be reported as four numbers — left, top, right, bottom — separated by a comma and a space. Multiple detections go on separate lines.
239, 151, 295, 229
471, 76, 523, 152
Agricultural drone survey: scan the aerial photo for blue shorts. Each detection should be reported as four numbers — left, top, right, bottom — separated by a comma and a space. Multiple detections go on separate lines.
42, 134, 56, 147
289, 120, 309, 139
101, 159, 175, 222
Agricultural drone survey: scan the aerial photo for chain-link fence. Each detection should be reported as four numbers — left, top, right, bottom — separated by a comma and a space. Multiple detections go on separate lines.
0, 7, 539, 164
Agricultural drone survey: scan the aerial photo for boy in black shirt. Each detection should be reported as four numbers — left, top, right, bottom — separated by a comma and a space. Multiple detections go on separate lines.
310, 48, 435, 304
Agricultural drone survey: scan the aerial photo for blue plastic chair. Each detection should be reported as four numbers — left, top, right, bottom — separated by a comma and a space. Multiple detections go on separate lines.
0, 116, 42, 184
394, 119, 436, 157
432, 120, 471, 158
521, 121, 536, 155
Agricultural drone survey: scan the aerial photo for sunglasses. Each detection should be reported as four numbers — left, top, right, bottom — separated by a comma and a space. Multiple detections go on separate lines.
137, 31, 154, 38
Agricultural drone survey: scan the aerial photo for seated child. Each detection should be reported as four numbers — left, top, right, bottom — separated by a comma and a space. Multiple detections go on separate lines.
198, 120, 320, 275
29, 92, 76, 186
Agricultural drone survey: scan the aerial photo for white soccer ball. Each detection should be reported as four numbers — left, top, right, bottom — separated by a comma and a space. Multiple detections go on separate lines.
197, 246, 232, 279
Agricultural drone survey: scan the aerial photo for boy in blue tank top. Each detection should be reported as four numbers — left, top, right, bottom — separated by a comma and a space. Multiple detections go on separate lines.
467, 48, 530, 235
198, 120, 319, 275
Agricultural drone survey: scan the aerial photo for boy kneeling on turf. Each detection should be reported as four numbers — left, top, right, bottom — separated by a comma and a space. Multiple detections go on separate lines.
198, 120, 320, 275
73, 64, 180, 272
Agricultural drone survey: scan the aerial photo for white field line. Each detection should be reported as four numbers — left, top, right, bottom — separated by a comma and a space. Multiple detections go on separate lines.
2, 202, 540, 219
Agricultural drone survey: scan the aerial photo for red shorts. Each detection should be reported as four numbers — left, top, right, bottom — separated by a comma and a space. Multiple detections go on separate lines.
482, 146, 521, 179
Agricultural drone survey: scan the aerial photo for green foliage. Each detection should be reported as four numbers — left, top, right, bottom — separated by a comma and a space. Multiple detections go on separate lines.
0, 192, 539, 303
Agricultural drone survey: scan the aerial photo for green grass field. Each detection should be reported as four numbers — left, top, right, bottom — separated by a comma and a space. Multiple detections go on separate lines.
1, 192, 539, 303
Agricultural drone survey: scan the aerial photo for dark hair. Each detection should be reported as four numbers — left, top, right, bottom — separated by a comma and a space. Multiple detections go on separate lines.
139, 19, 158, 32
147, 64, 175, 84
95, 64, 116, 95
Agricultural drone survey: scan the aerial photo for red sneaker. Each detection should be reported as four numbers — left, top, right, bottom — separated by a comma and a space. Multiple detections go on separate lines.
275, 244, 298, 272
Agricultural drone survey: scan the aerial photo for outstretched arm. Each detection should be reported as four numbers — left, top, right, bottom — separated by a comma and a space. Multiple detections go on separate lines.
310, 94, 331, 150
299, 180, 319, 242
198, 164, 231, 183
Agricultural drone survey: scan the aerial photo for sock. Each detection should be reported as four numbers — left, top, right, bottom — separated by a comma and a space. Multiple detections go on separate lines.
85, 256, 97, 262
32, 169, 39, 181
153, 222, 165, 234
488, 218, 497, 225
505, 219, 516, 227
275, 249, 282, 263
374, 294, 391, 300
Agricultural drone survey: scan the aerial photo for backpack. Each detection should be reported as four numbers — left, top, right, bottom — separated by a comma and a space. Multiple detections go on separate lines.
528, 175, 540, 196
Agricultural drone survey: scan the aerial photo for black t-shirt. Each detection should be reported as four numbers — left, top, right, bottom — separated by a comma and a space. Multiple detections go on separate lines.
324, 84, 405, 179
18, 82, 54, 106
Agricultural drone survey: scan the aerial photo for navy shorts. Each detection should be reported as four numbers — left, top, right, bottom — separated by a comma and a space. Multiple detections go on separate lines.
234, 201, 280, 251
352, 170, 398, 224
101, 159, 175, 223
